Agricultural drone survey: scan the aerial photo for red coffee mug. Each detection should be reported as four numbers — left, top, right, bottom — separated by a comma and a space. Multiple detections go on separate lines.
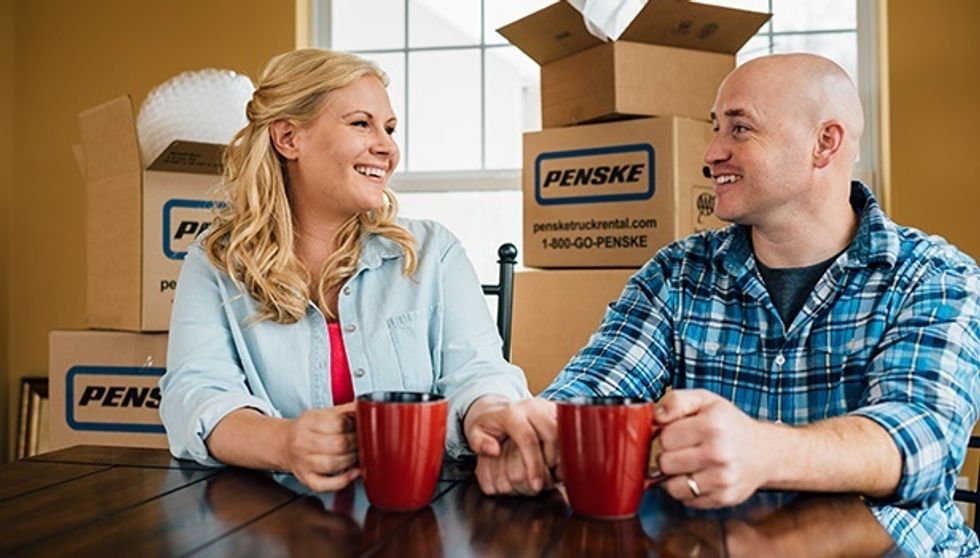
356, 392, 448, 510
557, 396, 655, 519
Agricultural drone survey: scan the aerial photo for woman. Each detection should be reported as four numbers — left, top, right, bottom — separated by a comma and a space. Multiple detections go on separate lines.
160, 48, 529, 492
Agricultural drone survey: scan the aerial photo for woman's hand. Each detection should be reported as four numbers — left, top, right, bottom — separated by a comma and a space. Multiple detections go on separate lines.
465, 396, 559, 495
282, 402, 361, 492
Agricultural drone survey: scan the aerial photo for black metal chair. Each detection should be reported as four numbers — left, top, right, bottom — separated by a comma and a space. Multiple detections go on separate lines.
482, 243, 518, 361
954, 435, 980, 533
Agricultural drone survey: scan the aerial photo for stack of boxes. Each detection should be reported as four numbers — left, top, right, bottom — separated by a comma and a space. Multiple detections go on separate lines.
500, 1, 769, 392
48, 95, 223, 449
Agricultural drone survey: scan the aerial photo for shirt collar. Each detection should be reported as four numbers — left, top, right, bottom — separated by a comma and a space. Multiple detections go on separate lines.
842, 181, 900, 269
716, 224, 753, 276
713, 181, 900, 276
358, 230, 405, 271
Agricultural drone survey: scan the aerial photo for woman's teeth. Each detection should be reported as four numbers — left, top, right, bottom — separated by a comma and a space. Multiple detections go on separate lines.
355, 165, 385, 178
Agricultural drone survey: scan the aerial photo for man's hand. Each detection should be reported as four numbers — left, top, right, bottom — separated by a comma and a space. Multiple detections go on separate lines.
655, 389, 775, 509
464, 397, 559, 495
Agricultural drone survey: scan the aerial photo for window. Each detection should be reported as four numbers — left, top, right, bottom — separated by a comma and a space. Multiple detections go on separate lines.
315, 1, 881, 281
317, 0, 551, 175
702, 0, 881, 188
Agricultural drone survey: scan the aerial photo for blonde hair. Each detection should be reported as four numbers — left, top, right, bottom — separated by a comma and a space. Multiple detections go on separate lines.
204, 48, 417, 323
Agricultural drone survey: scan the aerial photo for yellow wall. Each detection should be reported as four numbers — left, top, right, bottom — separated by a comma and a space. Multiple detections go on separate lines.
3, 0, 295, 460
1, 0, 14, 460
3, 0, 977, 461
887, 0, 980, 259
887, 0, 980, 526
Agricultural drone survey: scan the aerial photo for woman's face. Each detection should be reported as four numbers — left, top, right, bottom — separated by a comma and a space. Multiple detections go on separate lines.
283, 74, 399, 224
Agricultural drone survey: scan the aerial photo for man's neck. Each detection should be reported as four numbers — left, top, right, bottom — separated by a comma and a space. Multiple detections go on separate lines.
751, 187, 858, 269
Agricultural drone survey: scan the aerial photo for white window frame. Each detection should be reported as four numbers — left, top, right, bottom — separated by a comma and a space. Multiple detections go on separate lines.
856, 0, 885, 198
311, 0, 884, 196
312, 0, 525, 192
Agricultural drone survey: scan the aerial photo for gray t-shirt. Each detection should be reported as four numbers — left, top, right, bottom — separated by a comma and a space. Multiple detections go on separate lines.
756, 253, 840, 325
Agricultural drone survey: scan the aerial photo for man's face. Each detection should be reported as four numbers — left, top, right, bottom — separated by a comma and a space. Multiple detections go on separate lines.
704, 68, 816, 227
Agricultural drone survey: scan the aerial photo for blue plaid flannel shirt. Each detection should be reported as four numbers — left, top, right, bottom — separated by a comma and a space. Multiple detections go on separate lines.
541, 182, 980, 557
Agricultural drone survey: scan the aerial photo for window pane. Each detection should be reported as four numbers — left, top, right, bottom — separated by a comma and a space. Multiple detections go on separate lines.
771, 0, 855, 32
409, 0, 480, 48
484, 0, 555, 45
736, 35, 772, 64
695, 0, 772, 32
485, 47, 540, 170
407, 49, 481, 171
330, 0, 405, 51
772, 32, 858, 84
358, 52, 407, 170
395, 190, 523, 283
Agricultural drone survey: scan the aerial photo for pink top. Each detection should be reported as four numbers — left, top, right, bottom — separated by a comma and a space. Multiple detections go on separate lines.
327, 322, 354, 405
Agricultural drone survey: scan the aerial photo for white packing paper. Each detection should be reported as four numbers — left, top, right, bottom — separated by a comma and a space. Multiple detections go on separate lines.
566, 0, 648, 41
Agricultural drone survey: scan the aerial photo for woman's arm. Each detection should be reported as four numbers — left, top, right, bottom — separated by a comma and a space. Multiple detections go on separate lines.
161, 245, 281, 465
433, 235, 531, 457
161, 246, 359, 491
207, 406, 360, 492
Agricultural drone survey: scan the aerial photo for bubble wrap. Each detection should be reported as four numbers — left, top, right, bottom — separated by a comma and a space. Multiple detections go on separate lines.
136, 69, 255, 167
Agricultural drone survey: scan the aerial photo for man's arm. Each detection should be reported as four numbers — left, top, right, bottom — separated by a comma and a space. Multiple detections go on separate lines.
466, 250, 684, 495
657, 264, 980, 507
655, 389, 901, 507
765, 415, 901, 496
540, 250, 679, 401
846, 265, 980, 505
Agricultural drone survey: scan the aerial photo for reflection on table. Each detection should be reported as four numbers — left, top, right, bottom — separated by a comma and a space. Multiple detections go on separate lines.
0, 446, 902, 557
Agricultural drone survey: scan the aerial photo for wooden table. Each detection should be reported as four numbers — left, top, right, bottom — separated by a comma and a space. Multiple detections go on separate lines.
1, 445, 901, 557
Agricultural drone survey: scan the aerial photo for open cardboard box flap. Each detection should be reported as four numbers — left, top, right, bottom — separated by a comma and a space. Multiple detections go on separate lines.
499, 0, 770, 65
78, 96, 141, 182
78, 94, 225, 178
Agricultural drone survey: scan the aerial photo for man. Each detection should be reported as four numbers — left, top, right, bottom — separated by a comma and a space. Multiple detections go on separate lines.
464, 53, 980, 556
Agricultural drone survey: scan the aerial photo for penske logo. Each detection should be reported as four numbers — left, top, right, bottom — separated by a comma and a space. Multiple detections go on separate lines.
162, 199, 219, 260
65, 366, 166, 433
534, 144, 655, 206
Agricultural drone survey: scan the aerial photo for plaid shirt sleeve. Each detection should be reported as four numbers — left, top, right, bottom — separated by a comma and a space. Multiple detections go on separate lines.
540, 249, 677, 401
850, 263, 980, 507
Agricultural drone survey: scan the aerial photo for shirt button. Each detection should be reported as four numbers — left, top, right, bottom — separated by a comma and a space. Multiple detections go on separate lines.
344, 324, 357, 333
353, 368, 365, 378
774, 354, 786, 367
343, 287, 351, 296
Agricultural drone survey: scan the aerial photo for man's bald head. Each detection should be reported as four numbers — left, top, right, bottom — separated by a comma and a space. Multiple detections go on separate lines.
718, 53, 864, 157
705, 53, 867, 229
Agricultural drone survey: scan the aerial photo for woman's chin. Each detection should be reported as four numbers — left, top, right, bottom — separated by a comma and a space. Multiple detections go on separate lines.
357, 197, 387, 215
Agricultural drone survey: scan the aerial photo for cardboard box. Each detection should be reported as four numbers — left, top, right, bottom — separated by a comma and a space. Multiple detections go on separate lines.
512, 269, 634, 394
523, 115, 726, 268
78, 96, 224, 332
499, 0, 769, 127
49, 330, 170, 450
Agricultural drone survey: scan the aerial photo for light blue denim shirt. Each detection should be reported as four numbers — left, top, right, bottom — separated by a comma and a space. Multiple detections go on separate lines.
161, 218, 530, 466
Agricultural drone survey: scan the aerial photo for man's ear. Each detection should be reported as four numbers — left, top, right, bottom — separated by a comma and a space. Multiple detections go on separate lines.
813, 121, 845, 169
269, 120, 300, 161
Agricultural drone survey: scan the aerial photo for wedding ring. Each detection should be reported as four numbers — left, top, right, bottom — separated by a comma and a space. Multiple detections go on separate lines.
686, 475, 702, 498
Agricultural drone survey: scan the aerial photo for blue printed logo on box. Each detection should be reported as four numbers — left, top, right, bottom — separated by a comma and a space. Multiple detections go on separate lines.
65, 366, 166, 433
162, 199, 219, 260
534, 143, 655, 206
